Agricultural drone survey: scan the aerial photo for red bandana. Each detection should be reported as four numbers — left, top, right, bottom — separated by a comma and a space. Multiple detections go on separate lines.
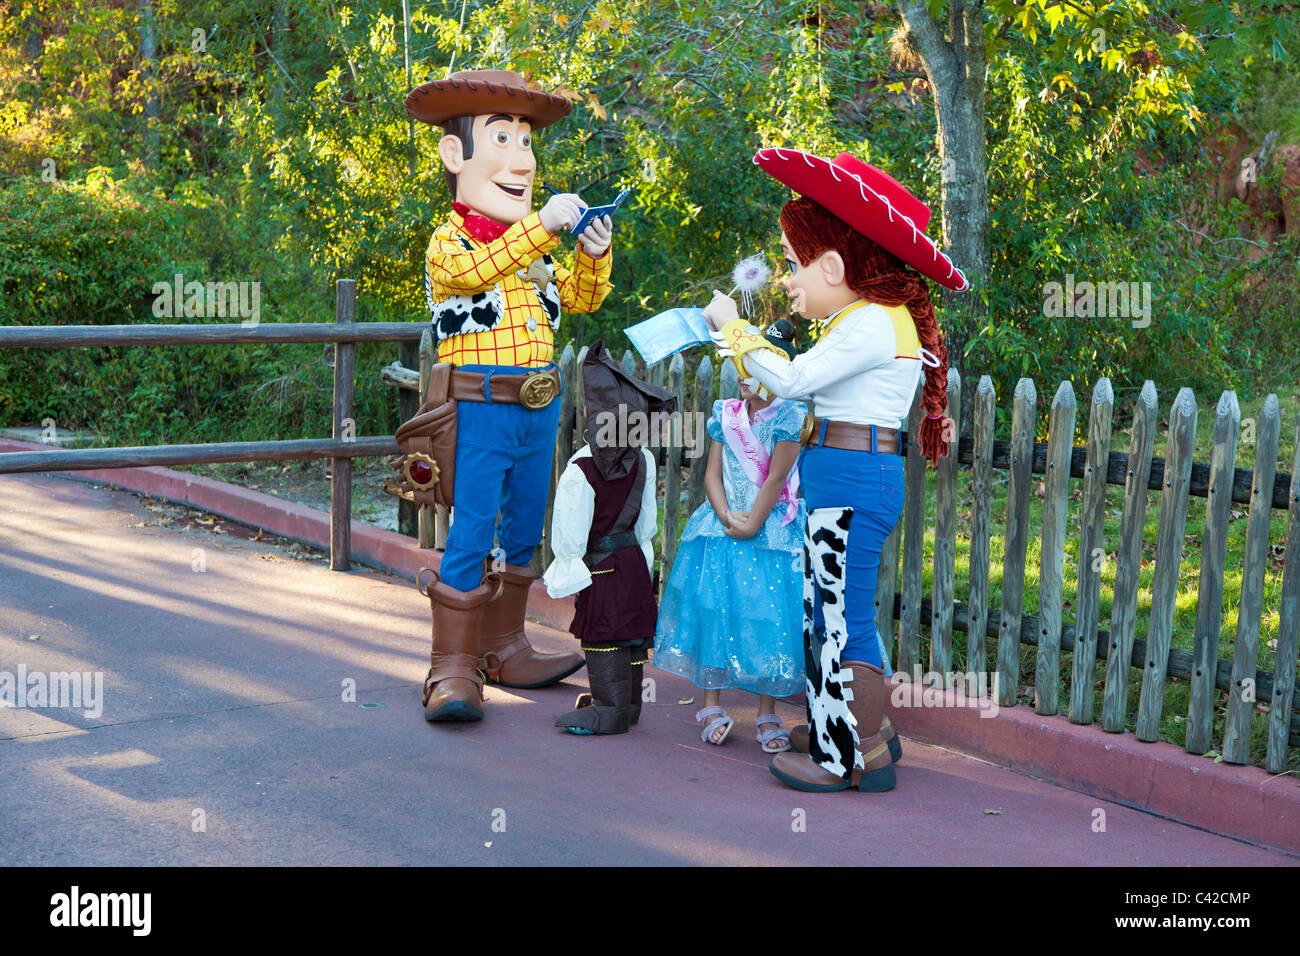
453, 202, 511, 243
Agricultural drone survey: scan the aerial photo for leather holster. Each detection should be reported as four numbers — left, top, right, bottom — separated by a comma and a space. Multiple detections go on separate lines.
392, 362, 457, 509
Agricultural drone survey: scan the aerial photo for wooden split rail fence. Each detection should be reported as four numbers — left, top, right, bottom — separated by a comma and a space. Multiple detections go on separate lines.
0, 281, 418, 572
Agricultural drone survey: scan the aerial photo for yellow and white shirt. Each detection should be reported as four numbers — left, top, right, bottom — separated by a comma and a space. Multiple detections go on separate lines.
424, 208, 613, 368
716, 300, 923, 427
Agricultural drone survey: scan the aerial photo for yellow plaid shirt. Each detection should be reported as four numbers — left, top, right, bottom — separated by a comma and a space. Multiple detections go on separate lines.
424, 209, 614, 368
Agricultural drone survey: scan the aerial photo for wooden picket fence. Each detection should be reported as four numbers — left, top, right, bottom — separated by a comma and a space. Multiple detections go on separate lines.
387, 333, 1300, 773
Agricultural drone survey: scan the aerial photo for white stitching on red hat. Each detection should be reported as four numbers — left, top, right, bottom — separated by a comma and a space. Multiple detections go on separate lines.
760, 147, 968, 289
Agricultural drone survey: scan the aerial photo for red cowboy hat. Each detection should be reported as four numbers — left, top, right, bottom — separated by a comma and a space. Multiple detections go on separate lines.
406, 70, 572, 129
753, 147, 969, 292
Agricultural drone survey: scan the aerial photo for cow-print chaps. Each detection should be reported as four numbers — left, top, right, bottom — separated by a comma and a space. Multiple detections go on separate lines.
803, 506, 861, 777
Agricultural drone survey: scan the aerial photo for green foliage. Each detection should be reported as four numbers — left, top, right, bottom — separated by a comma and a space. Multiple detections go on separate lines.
0, 170, 347, 444
0, 0, 1296, 447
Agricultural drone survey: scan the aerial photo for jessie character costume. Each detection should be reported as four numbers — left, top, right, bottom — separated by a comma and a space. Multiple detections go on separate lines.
543, 342, 677, 735
402, 69, 614, 723
710, 148, 967, 793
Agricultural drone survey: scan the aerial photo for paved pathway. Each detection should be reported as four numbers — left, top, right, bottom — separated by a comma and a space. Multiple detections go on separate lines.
0, 473, 1293, 865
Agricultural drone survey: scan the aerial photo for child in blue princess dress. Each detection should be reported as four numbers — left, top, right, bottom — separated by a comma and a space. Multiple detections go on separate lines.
654, 322, 807, 753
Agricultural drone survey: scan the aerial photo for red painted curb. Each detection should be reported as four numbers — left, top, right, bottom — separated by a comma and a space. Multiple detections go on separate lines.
4, 436, 1295, 852
888, 677, 1300, 854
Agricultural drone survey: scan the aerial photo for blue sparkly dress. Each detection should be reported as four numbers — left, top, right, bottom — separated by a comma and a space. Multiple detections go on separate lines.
654, 397, 807, 697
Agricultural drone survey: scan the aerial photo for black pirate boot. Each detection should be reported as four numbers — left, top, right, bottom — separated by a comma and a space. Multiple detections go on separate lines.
628, 640, 651, 726
555, 646, 633, 735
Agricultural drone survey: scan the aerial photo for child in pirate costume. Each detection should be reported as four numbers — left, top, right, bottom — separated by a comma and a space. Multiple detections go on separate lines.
542, 342, 677, 735
703, 149, 966, 793
401, 70, 616, 722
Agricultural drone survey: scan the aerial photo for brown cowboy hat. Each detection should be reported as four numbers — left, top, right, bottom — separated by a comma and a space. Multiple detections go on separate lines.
405, 69, 572, 128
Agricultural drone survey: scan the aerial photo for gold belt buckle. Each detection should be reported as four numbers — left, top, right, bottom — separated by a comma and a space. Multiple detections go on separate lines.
798, 413, 817, 446
519, 370, 559, 410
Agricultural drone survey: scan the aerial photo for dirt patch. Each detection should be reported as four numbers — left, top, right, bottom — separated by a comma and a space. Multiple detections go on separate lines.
124, 493, 328, 562
175, 457, 405, 533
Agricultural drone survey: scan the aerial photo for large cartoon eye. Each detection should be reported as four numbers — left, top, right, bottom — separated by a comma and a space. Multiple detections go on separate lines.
784, 257, 799, 276
493, 130, 511, 146
519, 132, 532, 149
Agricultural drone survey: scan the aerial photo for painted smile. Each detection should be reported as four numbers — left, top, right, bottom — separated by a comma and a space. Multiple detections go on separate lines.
496, 183, 527, 199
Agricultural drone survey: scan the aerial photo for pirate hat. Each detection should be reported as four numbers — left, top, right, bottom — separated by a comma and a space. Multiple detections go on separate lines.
405, 69, 572, 129
583, 341, 678, 481
764, 318, 797, 358
754, 147, 969, 292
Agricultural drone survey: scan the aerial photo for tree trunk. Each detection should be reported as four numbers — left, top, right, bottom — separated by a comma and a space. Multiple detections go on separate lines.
403, 0, 414, 178
24, 16, 43, 104
139, 0, 158, 167
271, 2, 290, 106
897, 0, 991, 383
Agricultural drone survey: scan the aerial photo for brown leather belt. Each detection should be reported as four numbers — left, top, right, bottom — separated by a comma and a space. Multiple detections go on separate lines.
451, 367, 561, 410
799, 415, 901, 454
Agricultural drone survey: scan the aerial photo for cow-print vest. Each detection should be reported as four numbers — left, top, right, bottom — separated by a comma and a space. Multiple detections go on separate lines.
424, 236, 563, 345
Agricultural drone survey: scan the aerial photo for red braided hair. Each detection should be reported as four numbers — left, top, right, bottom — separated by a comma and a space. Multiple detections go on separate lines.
779, 196, 950, 466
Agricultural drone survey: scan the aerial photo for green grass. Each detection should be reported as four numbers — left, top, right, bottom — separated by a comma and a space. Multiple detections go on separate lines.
905, 382, 1300, 772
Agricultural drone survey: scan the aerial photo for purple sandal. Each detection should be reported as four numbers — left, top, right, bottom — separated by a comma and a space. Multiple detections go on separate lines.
756, 714, 791, 753
695, 706, 734, 745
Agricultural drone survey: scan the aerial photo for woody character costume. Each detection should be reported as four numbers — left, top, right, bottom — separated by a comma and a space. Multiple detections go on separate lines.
704, 149, 967, 792
400, 70, 615, 722
542, 342, 677, 735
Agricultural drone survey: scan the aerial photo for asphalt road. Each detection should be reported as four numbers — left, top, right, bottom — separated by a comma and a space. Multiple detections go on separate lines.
0, 473, 1293, 866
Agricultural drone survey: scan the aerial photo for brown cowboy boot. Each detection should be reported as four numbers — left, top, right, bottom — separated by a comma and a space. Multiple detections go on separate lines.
844, 661, 897, 792
770, 661, 896, 792
477, 561, 584, 688
422, 573, 501, 722
789, 715, 901, 763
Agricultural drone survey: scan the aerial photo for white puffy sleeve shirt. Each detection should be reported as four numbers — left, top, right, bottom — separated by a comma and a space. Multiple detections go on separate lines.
542, 445, 658, 599
736, 302, 923, 427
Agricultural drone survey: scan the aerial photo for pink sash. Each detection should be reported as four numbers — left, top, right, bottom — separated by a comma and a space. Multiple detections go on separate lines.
721, 398, 800, 527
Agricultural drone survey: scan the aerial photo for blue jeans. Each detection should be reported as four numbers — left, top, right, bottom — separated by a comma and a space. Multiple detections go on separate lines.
799, 437, 905, 670
439, 364, 563, 592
